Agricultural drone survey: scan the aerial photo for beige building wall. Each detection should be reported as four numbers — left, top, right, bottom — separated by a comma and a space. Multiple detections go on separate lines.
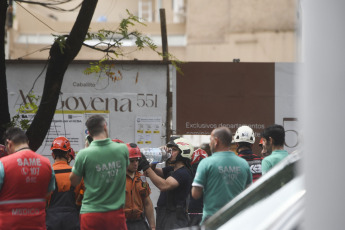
185, 0, 296, 61
7, 0, 297, 62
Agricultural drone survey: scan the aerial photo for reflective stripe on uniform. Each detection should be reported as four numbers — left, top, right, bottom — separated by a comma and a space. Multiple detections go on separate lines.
0, 198, 45, 205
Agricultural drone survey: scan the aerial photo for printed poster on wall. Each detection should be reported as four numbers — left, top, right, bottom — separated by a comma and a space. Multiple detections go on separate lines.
19, 111, 109, 159
135, 116, 162, 148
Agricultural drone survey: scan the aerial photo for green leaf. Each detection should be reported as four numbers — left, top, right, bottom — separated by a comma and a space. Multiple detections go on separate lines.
82, 9, 184, 81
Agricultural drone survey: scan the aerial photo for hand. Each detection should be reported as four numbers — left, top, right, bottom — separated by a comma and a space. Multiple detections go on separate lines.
138, 153, 150, 171
150, 162, 158, 171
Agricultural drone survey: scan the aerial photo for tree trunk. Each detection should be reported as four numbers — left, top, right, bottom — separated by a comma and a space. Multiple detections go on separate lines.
0, 0, 11, 144
26, 0, 98, 151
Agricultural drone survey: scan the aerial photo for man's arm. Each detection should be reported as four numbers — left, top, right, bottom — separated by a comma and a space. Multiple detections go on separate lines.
145, 168, 179, 191
153, 167, 164, 178
148, 162, 164, 178
46, 167, 56, 197
192, 186, 203, 200
143, 195, 156, 230
70, 172, 82, 187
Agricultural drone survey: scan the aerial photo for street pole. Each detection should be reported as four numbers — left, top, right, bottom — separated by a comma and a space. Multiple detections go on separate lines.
160, 8, 172, 144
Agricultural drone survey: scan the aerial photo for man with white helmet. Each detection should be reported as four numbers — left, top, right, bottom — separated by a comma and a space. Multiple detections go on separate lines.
138, 137, 194, 230
234, 125, 263, 182
191, 127, 252, 224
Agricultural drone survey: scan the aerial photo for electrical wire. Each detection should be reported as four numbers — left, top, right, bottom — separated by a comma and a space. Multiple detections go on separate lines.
15, 1, 58, 32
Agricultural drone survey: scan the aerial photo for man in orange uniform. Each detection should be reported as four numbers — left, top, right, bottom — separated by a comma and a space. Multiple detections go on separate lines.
46, 136, 84, 230
68, 148, 84, 210
125, 143, 155, 230
0, 127, 55, 230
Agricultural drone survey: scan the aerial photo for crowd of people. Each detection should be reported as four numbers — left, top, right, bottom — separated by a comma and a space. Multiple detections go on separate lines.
0, 114, 289, 230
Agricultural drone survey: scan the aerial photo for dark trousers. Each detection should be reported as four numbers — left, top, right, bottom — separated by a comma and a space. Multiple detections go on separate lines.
156, 206, 189, 230
126, 218, 150, 230
46, 208, 80, 230
188, 213, 202, 227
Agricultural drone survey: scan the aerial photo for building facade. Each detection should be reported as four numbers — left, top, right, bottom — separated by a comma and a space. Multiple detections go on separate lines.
6, 0, 297, 62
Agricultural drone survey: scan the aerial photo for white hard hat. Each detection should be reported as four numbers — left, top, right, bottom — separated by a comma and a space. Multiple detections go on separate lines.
234, 125, 255, 144
167, 137, 194, 159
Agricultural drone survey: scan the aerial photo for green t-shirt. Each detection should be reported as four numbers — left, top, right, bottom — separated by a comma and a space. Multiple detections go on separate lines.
262, 149, 289, 174
72, 138, 129, 214
192, 151, 252, 223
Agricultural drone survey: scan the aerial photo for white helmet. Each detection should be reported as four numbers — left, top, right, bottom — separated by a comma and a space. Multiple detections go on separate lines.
167, 137, 194, 159
234, 126, 255, 144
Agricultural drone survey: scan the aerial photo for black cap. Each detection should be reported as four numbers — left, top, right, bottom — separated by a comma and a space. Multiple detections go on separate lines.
167, 139, 178, 148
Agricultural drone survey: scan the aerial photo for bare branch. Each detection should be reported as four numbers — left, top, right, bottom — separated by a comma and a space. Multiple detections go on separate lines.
15, 0, 82, 12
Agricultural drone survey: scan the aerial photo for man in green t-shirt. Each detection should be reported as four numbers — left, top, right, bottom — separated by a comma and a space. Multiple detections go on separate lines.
70, 115, 129, 230
192, 127, 252, 224
261, 124, 289, 174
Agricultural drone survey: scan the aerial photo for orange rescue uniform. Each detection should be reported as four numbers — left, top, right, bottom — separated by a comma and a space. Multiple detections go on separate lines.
125, 171, 151, 220
46, 161, 84, 207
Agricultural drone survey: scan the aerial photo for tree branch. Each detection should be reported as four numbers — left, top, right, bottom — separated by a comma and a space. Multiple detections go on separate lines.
26, 0, 98, 151
0, 0, 11, 143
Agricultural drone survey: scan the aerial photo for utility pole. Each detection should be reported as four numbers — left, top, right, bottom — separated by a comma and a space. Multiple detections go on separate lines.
160, 8, 172, 144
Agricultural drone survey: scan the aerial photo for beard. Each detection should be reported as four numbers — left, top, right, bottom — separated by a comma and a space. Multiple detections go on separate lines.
127, 167, 137, 173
